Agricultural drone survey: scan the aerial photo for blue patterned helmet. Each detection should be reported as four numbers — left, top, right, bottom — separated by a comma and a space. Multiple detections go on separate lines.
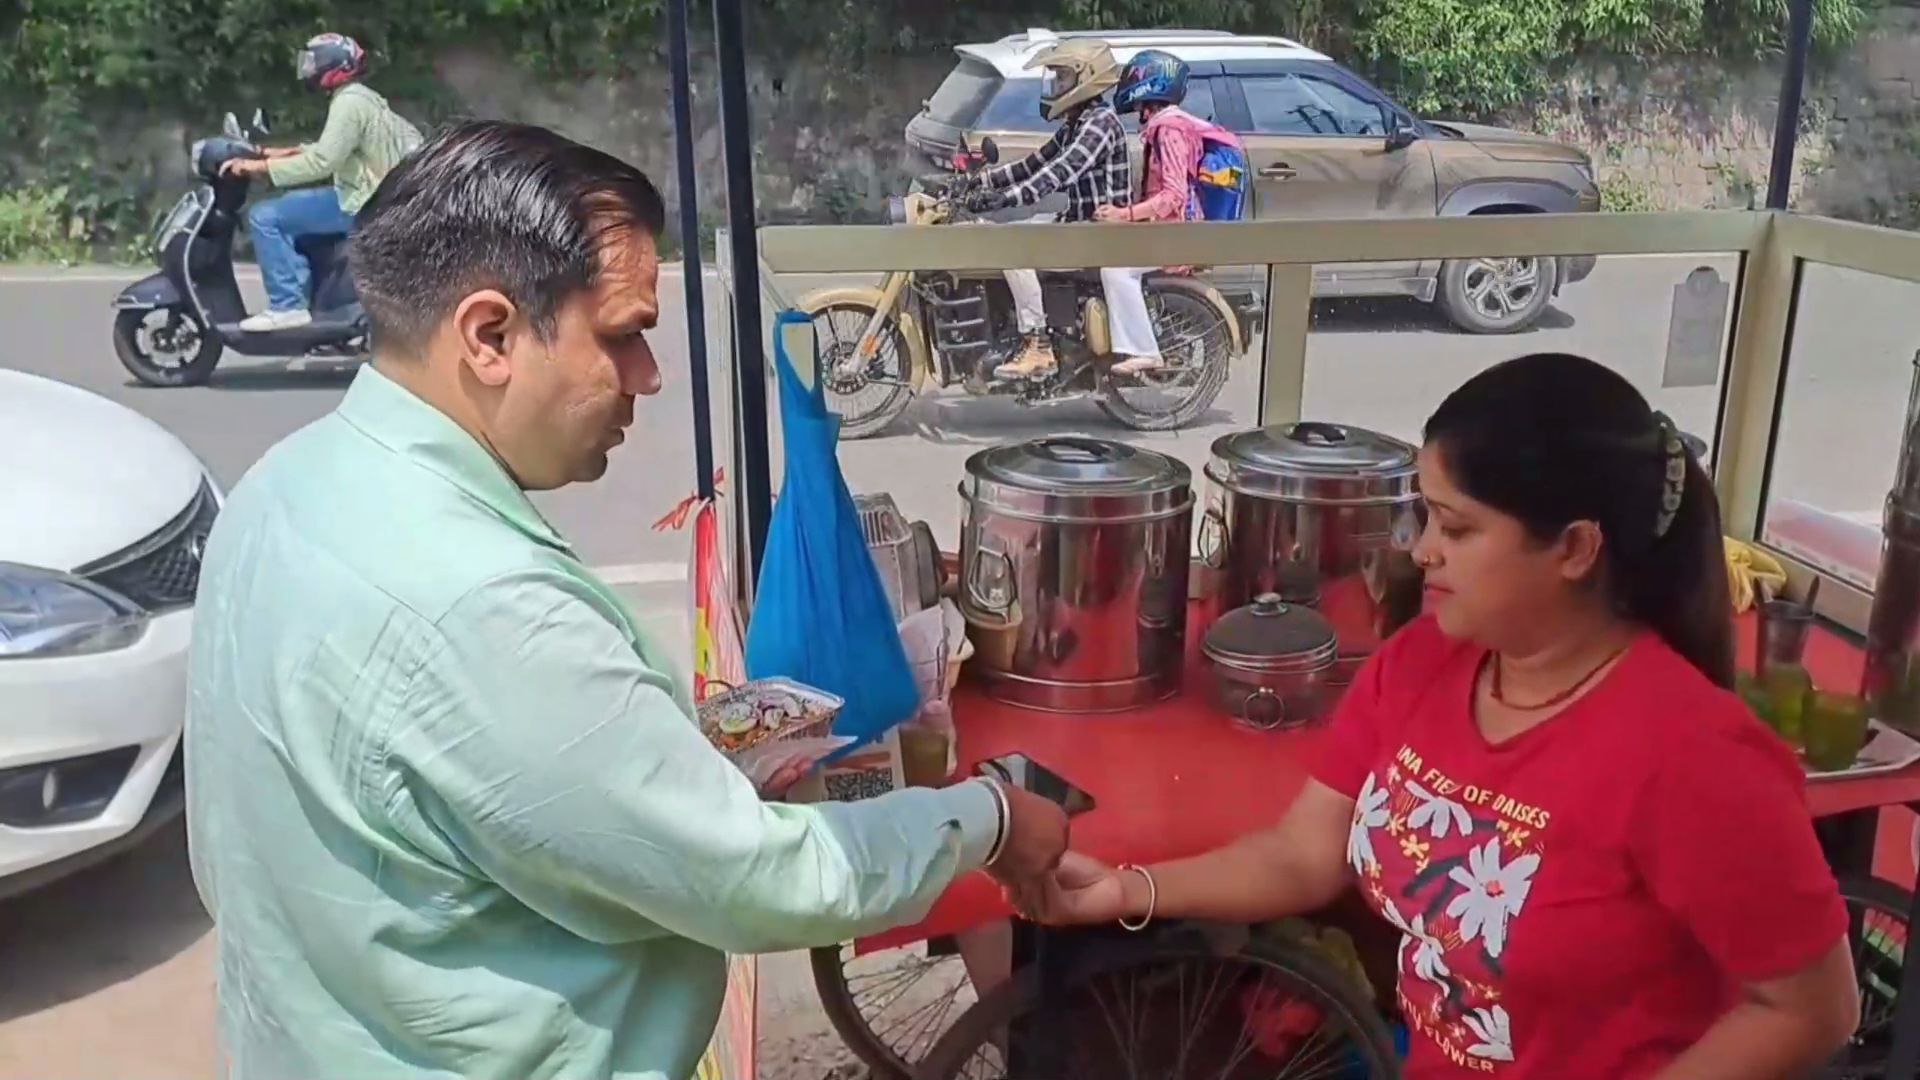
1115, 49, 1189, 114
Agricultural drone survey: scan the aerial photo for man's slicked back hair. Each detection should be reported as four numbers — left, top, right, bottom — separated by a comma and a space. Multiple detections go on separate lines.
349, 120, 667, 355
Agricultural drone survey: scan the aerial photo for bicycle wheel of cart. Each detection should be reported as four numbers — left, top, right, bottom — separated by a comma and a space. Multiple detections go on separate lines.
812, 937, 979, 1079
918, 925, 1399, 1080
1826, 874, 1912, 1078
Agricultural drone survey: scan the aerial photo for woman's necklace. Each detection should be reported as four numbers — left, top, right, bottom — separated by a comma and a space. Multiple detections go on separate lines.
1489, 645, 1629, 711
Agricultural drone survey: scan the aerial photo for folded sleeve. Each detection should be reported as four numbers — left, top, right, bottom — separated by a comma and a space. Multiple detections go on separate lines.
383, 569, 1000, 954
1629, 712, 1848, 983
1313, 617, 1449, 797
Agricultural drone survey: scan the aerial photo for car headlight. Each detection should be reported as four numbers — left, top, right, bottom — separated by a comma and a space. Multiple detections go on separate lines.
0, 563, 149, 659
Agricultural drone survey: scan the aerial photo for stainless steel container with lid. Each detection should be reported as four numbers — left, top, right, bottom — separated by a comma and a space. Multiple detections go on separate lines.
1198, 421, 1424, 685
959, 436, 1194, 712
1203, 594, 1339, 729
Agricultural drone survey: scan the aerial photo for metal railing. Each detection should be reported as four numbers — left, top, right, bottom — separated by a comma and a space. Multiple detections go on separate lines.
720, 209, 1920, 636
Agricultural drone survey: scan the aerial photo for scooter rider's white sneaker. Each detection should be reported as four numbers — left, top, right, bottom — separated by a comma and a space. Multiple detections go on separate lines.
1111, 354, 1165, 377
239, 308, 312, 333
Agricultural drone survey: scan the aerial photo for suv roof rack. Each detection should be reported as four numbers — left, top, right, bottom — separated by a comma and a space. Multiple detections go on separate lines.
996, 27, 1306, 51
1000, 27, 1235, 43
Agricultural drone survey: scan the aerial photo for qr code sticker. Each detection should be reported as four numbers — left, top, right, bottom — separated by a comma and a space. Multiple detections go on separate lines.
824, 768, 896, 802
816, 730, 905, 803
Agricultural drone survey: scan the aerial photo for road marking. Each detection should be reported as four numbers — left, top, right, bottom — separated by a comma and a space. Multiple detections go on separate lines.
592, 562, 688, 586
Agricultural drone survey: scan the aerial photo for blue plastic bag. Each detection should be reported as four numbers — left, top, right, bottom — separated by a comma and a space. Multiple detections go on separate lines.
744, 310, 920, 749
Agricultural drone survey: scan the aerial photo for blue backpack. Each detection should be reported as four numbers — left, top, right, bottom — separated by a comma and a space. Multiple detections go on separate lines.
1194, 138, 1250, 222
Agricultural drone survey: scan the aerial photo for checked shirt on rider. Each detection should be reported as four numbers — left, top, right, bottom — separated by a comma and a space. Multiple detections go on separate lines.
978, 104, 1130, 221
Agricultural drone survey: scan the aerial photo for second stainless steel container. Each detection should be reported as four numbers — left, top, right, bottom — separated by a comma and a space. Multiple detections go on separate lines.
958, 437, 1194, 712
1198, 421, 1425, 684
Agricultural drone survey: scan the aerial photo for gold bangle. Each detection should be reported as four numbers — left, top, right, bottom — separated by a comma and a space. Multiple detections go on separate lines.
1117, 863, 1156, 932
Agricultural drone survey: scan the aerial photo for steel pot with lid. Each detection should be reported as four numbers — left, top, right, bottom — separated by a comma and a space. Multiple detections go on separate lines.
1203, 593, 1338, 730
1199, 421, 1424, 685
959, 436, 1193, 712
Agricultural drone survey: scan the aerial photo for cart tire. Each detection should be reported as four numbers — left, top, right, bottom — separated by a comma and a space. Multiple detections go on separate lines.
916, 924, 1399, 1080
811, 939, 973, 1079
1826, 873, 1913, 1078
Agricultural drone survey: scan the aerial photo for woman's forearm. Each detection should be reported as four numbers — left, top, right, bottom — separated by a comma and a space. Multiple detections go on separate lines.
1120, 783, 1357, 925
1139, 832, 1349, 924
1651, 1001, 1850, 1080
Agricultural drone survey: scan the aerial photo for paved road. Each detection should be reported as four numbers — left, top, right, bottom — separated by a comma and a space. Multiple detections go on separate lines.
3, 252, 1915, 1078
7, 255, 1909, 576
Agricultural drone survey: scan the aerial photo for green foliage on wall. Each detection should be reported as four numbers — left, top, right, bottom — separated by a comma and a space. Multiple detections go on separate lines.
0, 0, 1877, 255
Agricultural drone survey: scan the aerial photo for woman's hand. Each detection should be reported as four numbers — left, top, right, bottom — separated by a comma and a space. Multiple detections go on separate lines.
1093, 204, 1130, 223
1008, 851, 1141, 925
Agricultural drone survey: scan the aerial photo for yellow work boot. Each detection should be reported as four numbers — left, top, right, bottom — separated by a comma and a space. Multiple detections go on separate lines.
994, 334, 1058, 380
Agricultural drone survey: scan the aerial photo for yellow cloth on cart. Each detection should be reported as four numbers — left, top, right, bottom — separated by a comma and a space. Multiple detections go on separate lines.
1725, 537, 1788, 613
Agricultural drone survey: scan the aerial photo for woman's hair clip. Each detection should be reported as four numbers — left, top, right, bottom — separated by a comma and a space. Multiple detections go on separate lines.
1651, 411, 1687, 539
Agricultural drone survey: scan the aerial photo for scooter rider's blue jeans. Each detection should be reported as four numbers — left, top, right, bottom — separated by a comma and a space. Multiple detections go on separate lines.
248, 187, 356, 314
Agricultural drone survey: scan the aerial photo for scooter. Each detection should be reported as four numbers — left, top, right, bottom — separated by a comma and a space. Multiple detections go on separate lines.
111, 110, 368, 387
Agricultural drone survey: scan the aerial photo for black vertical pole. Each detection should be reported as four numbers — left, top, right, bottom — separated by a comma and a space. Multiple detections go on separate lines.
712, 0, 774, 575
666, 0, 715, 502
1766, 0, 1815, 210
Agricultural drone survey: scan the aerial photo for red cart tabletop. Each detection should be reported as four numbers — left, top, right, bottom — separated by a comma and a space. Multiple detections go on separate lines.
858, 608, 1920, 955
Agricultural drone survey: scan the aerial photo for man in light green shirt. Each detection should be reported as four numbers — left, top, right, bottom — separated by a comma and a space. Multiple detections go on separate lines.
221, 31, 423, 332
186, 120, 1067, 1080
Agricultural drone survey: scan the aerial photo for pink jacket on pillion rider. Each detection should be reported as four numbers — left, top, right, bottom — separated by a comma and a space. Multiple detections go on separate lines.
1109, 105, 1243, 271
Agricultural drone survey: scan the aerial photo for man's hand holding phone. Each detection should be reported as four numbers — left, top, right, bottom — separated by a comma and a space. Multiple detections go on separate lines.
984, 783, 1070, 885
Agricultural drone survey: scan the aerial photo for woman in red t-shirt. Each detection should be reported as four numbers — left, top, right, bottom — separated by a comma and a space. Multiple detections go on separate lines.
1015, 353, 1858, 1078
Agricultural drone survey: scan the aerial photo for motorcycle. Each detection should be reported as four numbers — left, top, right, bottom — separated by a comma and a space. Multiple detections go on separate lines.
796, 138, 1248, 440
111, 110, 367, 387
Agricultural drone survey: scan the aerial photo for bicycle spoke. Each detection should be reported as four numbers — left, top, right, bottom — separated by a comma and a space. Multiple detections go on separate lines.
875, 978, 969, 1049
891, 980, 968, 1058
1082, 971, 1143, 1080
854, 962, 937, 1018
847, 954, 935, 995
1270, 1022, 1349, 1080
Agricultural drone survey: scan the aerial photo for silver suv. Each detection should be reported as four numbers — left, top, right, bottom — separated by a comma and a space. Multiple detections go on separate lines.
906, 28, 1601, 333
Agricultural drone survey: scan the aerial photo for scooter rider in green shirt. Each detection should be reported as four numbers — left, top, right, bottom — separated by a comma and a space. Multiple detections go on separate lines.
220, 32, 423, 332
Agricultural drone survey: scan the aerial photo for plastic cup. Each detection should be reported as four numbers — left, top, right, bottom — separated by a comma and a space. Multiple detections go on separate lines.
1804, 690, 1870, 772
1758, 666, 1811, 748
1757, 600, 1815, 673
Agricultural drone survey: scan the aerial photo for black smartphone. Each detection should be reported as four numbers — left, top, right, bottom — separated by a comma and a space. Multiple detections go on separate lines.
976, 752, 1096, 817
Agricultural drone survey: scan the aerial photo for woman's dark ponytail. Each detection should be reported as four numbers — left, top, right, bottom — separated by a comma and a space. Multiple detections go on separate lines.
1424, 353, 1735, 689
1617, 452, 1735, 688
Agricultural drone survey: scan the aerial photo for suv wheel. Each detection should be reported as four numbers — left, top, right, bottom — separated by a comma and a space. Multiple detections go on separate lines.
1438, 255, 1558, 334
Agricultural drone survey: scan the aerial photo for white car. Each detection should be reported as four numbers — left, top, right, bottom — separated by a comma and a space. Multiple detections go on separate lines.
0, 369, 216, 898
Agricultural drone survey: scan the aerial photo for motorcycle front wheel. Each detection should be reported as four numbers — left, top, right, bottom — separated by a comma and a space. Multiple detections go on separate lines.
114, 306, 224, 387
1096, 282, 1235, 433
805, 301, 918, 440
